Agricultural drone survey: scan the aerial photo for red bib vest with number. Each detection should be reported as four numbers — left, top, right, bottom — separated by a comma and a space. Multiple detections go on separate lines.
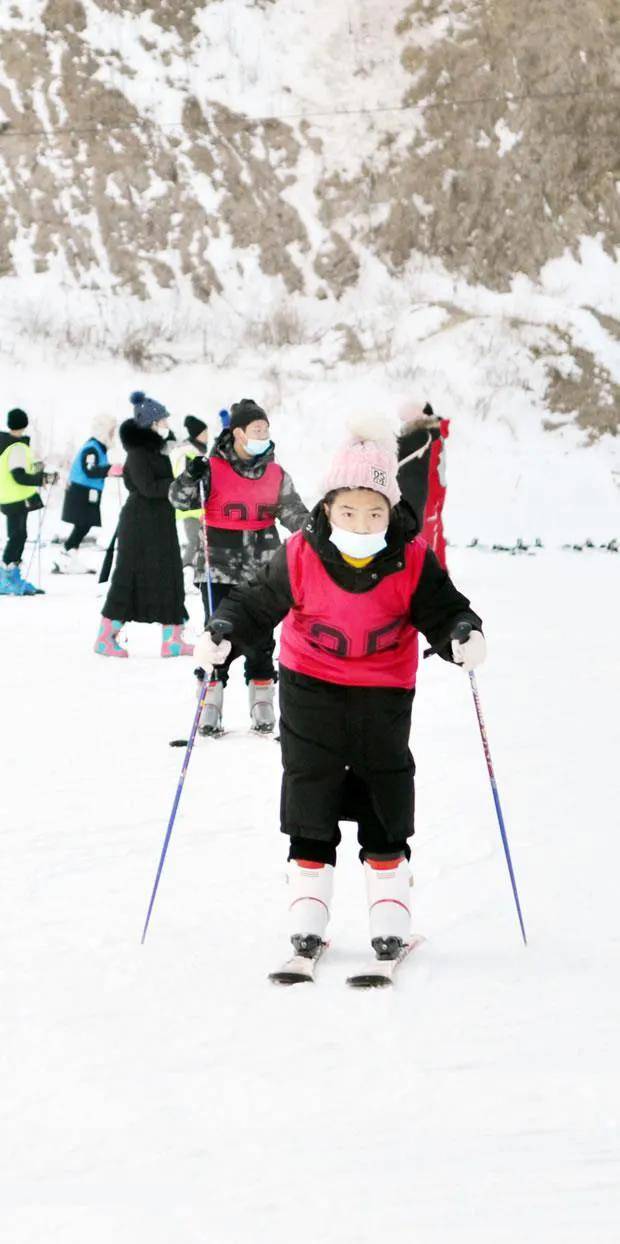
280, 532, 427, 688
204, 458, 283, 530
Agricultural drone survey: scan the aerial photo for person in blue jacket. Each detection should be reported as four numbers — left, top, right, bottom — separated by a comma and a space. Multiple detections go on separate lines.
56, 415, 123, 573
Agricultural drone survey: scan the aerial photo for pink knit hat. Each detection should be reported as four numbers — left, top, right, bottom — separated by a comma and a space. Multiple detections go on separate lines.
322, 413, 400, 507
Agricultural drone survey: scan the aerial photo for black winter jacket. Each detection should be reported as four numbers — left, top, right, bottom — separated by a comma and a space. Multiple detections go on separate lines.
102, 420, 185, 624
168, 428, 308, 585
211, 500, 482, 668
396, 420, 442, 530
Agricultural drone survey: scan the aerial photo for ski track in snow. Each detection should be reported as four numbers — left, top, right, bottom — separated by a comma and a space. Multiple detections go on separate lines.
1, 548, 619, 1242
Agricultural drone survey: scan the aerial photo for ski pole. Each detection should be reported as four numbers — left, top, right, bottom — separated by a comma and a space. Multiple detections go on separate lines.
141, 618, 233, 944
199, 476, 214, 617
37, 505, 42, 587
23, 478, 54, 585
451, 620, 528, 945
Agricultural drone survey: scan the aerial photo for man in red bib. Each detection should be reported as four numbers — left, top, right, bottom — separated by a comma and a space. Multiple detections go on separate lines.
170, 398, 307, 733
196, 414, 485, 964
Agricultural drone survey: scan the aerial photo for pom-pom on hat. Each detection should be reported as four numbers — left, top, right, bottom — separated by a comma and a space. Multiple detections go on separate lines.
129, 390, 168, 429
229, 398, 268, 432
322, 412, 401, 508
7, 407, 29, 431
184, 415, 207, 441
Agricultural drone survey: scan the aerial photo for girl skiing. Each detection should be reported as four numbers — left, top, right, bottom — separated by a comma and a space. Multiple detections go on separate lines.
194, 415, 485, 965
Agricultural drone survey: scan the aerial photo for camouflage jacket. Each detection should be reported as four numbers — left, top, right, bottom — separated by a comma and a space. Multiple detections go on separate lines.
168, 428, 309, 584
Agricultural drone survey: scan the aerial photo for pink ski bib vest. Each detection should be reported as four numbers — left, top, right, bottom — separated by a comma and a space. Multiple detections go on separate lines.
280, 533, 427, 688
204, 458, 283, 530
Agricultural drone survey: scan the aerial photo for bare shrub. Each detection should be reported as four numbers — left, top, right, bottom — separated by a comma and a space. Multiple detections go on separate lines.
244, 302, 308, 350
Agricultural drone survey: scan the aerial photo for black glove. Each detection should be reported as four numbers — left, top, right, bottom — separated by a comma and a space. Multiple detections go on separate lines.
186, 456, 208, 481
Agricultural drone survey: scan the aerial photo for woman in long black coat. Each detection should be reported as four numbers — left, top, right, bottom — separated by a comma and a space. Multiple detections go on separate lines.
94, 391, 193, 659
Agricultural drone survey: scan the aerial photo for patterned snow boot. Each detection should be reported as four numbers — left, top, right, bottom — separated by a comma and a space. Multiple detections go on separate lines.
198, 678, 224, 736
287, 860, 334, 956
249, 678, 276, 733
94, 616, 128, 657
364, 855, 412, 960
161, 624, 194, 658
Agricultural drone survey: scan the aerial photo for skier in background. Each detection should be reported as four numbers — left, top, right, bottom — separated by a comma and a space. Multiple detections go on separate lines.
397, 402, 450, 568
170, 397, 308, 734
194, 414, 485, 964
55, 414, 123, 574
0, 407, 58, 596
170, 415, 210, 575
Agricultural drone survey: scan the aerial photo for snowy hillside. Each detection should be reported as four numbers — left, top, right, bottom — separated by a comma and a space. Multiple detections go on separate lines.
0, 0, 618, 516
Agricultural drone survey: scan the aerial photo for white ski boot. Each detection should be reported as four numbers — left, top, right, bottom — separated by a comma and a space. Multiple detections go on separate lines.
364, 855, 412, 960
288, 860, 334, 957
53, 548, 91, 574
249, 678, 276, 733
198, 678, 224, 736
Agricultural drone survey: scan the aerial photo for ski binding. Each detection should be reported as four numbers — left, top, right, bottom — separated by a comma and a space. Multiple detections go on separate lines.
269, 936, 327, 985
346, 934, 425, 989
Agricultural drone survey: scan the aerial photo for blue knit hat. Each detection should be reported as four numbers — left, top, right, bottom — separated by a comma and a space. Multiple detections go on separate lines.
129, 390, 168, 428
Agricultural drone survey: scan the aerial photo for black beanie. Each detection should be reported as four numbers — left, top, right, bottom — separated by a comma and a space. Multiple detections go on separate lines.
184, 415, 208, 441
7, 408, 29, 431
229, 398, 268, 433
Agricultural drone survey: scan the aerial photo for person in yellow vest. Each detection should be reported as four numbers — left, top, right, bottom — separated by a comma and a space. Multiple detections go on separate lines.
0, 408, 58, 596
170, 415, 209, 573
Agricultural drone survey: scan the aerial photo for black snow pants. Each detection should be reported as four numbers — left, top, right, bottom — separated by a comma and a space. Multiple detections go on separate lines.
64, 522, 91, 551
279, 666, 415, 867
2, 508, 28, 565
201, 581, 276, 686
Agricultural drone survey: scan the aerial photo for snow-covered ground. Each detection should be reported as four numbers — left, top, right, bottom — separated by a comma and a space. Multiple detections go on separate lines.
2, 545, 619, 1242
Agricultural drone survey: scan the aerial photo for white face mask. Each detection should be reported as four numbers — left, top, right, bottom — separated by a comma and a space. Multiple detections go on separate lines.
244, 437, 271, 457
329, 522, 388, 559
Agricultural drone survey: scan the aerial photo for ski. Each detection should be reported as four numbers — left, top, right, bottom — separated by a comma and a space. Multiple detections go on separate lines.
269, 939, 328, 986
169, 728, 277, 747
346, 934, 425, 989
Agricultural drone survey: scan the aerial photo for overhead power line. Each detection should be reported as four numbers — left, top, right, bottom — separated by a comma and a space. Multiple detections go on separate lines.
0, 85, 618, 141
